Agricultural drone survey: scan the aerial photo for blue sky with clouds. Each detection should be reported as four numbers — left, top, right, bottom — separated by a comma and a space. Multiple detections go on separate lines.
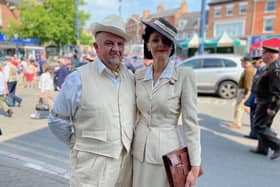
82, 0, 209, 26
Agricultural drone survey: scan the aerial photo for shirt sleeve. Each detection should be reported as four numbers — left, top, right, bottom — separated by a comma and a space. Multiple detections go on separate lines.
48, 71, 81, 145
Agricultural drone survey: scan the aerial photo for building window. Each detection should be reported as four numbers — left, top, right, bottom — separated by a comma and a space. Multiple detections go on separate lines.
226, 6, 233, 16
264, 17, 274, 32
214, 20, 245, 37
265, 0, 276, 12
214, 7, 221, 17
239, 3, 247, 15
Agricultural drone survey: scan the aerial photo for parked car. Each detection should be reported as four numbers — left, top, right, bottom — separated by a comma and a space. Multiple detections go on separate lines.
179, 54, 243, 99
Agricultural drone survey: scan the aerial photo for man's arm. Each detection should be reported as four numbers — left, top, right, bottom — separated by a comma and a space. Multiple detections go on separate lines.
268, 67, 280, 112
48, 71, 81, 145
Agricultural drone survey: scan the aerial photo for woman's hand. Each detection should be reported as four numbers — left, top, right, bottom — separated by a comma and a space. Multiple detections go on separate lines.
185, 166, 200, 187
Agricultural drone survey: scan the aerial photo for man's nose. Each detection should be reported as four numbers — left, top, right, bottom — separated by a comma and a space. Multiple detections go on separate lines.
112, 43, 121, 51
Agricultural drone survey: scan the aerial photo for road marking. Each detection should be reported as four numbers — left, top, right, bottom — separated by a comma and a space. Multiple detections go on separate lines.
0, 141, 69, 164
0, 149, 70, 179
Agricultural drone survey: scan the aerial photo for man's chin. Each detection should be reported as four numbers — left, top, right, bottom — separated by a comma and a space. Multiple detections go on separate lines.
109, 59, 121, 65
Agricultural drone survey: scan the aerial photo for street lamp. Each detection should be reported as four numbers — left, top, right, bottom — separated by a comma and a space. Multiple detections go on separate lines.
75, 0, 80, 64
14, 33, 18, 58
198, 0, 207, 55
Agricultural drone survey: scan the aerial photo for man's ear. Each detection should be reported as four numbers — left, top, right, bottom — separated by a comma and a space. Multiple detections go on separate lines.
93, 42, 98, 52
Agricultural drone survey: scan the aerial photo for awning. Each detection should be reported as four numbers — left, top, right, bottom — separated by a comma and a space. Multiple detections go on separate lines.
179, 34, 199, 48
250, 38, 280, 49
210, 32, 241, 47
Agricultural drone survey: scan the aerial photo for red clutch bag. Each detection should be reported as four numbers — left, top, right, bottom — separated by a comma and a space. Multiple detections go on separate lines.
162, 146, 203, 187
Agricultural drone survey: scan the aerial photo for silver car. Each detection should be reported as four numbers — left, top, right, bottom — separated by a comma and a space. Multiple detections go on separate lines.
179, 54, 243, 99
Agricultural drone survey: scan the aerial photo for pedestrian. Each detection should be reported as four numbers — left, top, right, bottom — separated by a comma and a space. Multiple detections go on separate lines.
3, 56, 22, 107
0, 65, 13, 117
24, 59, 38, 88
53, 58, 69, 91
132, 18, 201, 187
48, 15, 135, 187
30, 63, 55, 119
251, 46, 280, 160
228, 56, 256, 129
244, 55, 266, 139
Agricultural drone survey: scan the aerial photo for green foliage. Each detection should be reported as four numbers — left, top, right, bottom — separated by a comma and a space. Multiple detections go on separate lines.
3, 0, 90, 47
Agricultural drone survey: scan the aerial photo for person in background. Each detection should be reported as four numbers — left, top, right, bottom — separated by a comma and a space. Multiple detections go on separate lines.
25, 59, 38, 88
4, 56, 22, 107
39, 64, 55, 106
48, 15, 135, 187
38, 55, 47, 76
244, 55, 266, 139
228, 56, 256, 129
30, 63, 55, 119
18, 57, 27, 88
132, 18, 201, 187
53, 58, 69, 91
0, 65, 13, 117
251, 46, 280, 160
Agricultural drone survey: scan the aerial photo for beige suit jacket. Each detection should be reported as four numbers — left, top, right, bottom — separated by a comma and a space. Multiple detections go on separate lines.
132, 66, 201, 166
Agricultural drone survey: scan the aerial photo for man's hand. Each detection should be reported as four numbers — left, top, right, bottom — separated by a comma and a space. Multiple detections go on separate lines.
267, 108, 276, 116
185, 166, 200, 187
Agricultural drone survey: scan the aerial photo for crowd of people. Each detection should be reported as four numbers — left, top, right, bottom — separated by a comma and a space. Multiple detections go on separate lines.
0, 53, 84, 119
228, 46, 280, 160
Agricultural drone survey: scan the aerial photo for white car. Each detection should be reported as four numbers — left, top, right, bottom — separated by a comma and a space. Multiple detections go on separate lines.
179, 54, 243, 99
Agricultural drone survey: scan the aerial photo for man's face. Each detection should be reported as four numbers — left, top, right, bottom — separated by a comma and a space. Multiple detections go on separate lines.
254, 59, 264, 68
262, 50, 279, 65
94, 32, 125, 66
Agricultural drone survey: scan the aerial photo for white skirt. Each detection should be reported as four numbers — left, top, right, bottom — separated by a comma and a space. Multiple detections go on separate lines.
133, 157, 168, 187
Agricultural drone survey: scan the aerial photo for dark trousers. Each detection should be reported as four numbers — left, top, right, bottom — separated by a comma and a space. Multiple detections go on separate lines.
254, 103, 280, 151
7, 81, 21, 106
249, 105, 258, 138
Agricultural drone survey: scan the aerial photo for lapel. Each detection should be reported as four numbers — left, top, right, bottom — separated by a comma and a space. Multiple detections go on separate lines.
137, 65, 179, 97
152, 66, 178, 95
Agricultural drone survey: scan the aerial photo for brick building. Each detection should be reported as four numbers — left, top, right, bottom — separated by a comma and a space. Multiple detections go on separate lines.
0, 0, 20, 30
125, 0, 190, 44
208, 0, 280, 39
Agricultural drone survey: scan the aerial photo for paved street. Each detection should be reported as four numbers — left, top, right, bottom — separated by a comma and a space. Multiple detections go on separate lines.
0, 88, 280, 187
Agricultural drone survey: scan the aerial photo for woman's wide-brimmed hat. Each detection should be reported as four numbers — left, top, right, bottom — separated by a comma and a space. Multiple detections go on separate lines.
92, 15, 130, 41
142, 18, 177, 59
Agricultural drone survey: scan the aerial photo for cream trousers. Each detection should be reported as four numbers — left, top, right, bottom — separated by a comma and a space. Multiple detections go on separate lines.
233, 89, 250, 126
70, 149, 132, 187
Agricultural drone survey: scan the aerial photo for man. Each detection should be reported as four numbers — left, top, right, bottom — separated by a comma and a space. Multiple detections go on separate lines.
48, 15, 136, 186
244, 55, 266, 139
229, 56, 256, 129
53, 57, 69, 91
3, 56, 22, 106
251, 46, 280, 160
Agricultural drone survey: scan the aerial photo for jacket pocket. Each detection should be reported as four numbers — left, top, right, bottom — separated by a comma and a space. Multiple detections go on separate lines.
81, 130, 107, 142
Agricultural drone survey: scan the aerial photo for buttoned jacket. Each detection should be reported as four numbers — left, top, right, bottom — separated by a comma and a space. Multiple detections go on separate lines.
132, 66, 201, 166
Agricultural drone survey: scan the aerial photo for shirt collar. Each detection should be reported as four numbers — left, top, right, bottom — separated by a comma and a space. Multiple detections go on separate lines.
144, 61, 174, 81
95, 57, 106, 75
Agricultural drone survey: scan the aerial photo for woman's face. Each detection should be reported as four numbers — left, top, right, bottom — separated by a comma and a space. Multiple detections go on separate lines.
147, 31, 173, 60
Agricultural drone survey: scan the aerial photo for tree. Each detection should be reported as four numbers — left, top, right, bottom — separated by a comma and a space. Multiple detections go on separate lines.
3, 0, 91, 47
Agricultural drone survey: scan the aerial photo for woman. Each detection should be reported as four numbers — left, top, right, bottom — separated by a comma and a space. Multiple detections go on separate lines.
38, 64, 55, 107
25, 59, 38, 88
132, 18, 201, 187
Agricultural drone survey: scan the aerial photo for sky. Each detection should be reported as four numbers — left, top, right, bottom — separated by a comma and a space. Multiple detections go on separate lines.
82, 0, 209, 27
